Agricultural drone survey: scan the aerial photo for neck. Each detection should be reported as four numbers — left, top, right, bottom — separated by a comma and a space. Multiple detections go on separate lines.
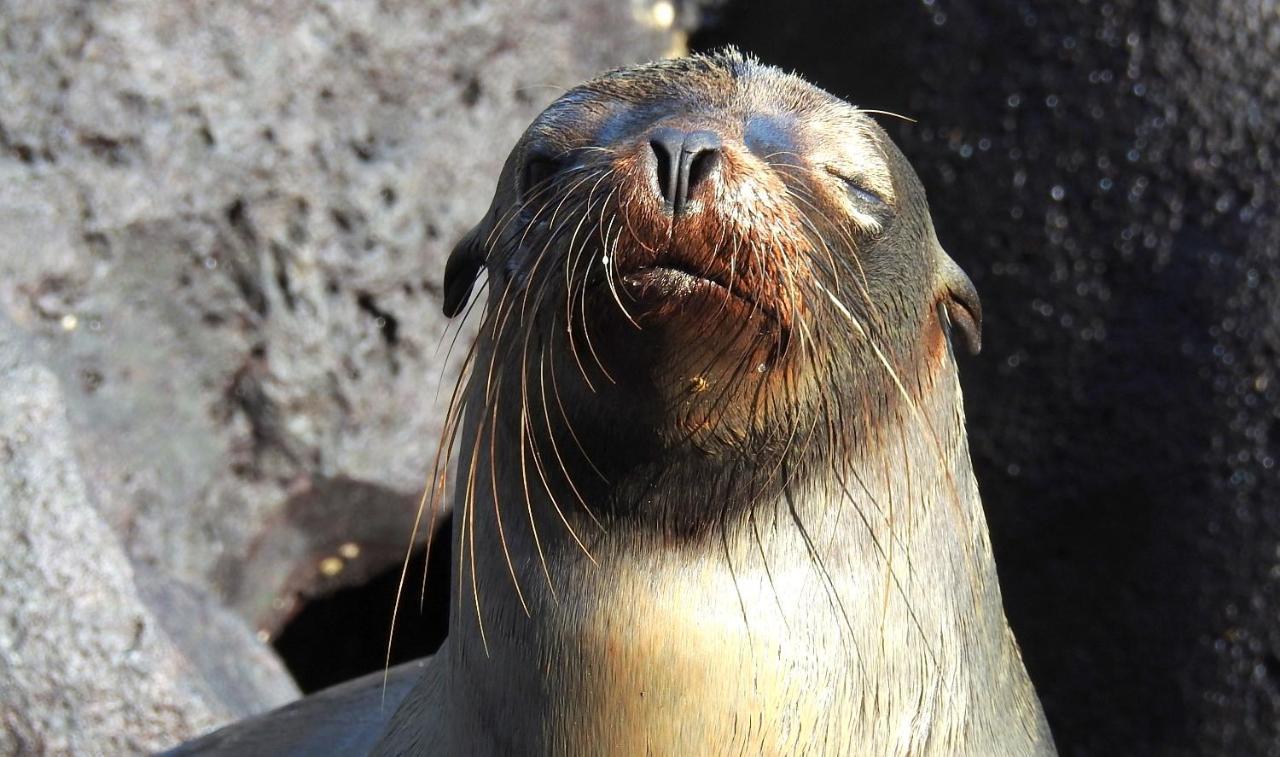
439, 359, 1051, 754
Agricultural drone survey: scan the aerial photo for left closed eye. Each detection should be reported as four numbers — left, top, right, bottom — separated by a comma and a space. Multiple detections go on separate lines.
826, 169, 888, 207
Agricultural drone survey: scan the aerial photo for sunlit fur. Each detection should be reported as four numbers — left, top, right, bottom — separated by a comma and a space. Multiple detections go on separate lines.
379, 50, 1054, 755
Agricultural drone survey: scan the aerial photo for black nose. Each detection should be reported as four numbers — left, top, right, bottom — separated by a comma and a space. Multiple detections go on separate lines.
649, 127, 723, 216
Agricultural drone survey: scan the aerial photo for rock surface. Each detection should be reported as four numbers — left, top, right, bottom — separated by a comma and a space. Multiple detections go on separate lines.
696, 1, 1280, 755
0, 0, 674, 628
0, 0, 679, 749
0, 317, 297, 754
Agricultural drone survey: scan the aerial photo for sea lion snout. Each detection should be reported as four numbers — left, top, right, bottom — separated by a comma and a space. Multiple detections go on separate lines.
509, 113, 796, 336
607, 128, 800, 343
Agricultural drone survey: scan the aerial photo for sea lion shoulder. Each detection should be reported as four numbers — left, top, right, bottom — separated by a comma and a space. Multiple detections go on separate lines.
162, 658, 435, 757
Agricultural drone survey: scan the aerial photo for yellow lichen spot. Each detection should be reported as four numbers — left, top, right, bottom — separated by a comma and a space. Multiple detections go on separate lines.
60, 314, 78, 331
319, 556, 344, 577
688, 376, 709, 394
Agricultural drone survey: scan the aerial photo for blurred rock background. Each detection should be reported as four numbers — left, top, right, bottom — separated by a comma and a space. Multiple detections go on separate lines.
1, 0, 1276, 755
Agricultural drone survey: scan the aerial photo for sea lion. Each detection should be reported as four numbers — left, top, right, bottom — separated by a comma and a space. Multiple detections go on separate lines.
169, 50, 1055, 756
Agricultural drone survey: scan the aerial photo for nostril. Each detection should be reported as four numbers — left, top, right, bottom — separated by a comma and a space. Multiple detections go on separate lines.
684, 148, 720, 198
674, 131, 722, 215
650, 139, 673, 205
649, 127, 683, 210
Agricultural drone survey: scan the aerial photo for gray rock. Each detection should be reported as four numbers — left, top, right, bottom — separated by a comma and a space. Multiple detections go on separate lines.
0, 319, 297, 754
0, 0, 677, 637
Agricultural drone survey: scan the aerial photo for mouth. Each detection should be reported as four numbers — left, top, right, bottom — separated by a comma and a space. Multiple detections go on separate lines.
617, 258, 766, 318
575, 249, 795, 385
622, 263, 726, 297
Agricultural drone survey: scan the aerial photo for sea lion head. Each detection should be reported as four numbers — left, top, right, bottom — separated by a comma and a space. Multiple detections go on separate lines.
441, 50, 980, 507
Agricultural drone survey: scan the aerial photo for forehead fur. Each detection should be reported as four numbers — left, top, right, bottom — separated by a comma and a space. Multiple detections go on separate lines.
584, 50, 825, 111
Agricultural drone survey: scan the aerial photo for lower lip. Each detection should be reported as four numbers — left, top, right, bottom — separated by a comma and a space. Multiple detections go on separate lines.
620, 266, 727, 298
613, 267, 768, 329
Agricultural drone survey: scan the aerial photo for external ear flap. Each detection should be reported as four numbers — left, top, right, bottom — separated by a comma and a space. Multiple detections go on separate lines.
442, 225, 486, 318
938, 252, 982, 355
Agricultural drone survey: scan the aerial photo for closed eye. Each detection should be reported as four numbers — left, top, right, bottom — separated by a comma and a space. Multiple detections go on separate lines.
825, 167, 888, 207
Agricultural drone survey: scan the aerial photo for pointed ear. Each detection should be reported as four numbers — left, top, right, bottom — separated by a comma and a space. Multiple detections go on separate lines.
442, 225, 486, 318
937, 251, 982, 355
